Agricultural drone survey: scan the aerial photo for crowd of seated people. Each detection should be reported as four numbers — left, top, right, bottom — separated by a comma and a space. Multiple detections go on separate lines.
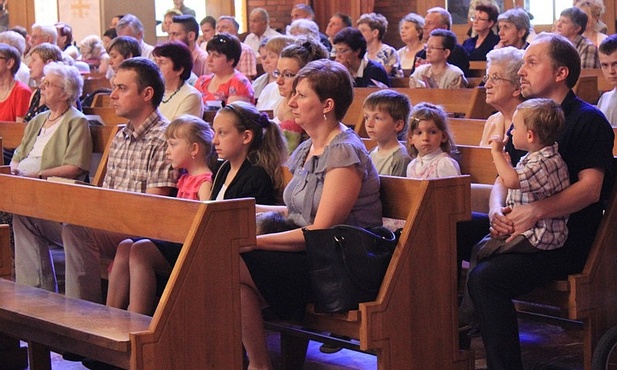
1, 3, 616, 369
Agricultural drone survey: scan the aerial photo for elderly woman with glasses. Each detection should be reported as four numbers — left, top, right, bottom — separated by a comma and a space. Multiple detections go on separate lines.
11, 62, 93, 293
194, 32, 254, 107
10, 61, 92, 180
0, 43, 32, 122
479, 47, 525, 147
332, 27, 390, 88
273, 37, 328, 152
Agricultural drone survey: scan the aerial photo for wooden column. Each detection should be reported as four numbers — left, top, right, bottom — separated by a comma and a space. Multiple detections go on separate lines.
8, 0, 35, 29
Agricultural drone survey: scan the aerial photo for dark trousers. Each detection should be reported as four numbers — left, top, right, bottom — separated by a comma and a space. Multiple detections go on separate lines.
467, 247, 581, 370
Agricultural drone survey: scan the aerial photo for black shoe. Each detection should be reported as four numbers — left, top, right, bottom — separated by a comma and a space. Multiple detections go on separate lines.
82, 358, 123, 370
62, 352, 85, 361
319, 343, 343, 354
459, 329, 472, 350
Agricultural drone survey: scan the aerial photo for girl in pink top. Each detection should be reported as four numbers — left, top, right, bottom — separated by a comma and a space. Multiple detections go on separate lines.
106, 115, 216, 315
195, 33, 254, 106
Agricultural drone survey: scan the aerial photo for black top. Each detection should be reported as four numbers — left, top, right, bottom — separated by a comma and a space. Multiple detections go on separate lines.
413, 44, 470, 76
462, 32, 500, 61
24, 89, 48, 123
210, 159, 278, 205
505, 90, 615, 267
355, 59, 391, 88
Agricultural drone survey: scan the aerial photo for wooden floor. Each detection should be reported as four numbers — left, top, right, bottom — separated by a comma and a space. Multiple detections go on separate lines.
25, 318, 583, 369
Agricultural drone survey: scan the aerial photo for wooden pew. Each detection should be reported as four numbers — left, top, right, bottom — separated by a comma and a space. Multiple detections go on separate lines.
0, 121, 120, 185
83, 107, 126, 126
513, 157, 617, 370
265, 175, 474, 370
468, 61, 487, 77
345, 87, 494, 137
580, 68, 612, 93
0, 121, 26, 163
573, 74, 600, 105
449, 117, 486, 146
455, 145, 497, 185
360, 138, 495, 185
82, 73, 111, 96
0, 174, 255, 369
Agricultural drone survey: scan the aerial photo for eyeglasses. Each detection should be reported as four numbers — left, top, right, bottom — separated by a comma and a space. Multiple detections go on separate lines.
482, 74, 516, 84
333, 48, 352, 55
272, 69, 296, 79
423, 44, 446, 51
470, 17, 490, 22
39, 79, 63, 90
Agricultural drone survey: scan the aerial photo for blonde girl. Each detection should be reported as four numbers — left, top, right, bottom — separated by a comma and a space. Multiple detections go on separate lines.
106, 115, 216, 315
406, 102, 460, 178
211, 101, 287, 204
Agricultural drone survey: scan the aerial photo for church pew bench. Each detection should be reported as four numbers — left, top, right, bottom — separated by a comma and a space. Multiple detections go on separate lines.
573, 74, 600, 105
0, 120, 121, 186
345, 87, 494, 137
0, 174, 255, 369
82, 73, 111, 97
580, 68, 612, 94
468, 61, 487, 78
513, 157, 617, 370
265, 175, 474, 370
82, 106, 127, 126
449, 117, 486, 146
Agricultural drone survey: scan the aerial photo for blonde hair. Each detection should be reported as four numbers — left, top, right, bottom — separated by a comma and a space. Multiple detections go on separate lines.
515, 98, 565, 146
406, 102, 456, 158
166, 115, 217, 169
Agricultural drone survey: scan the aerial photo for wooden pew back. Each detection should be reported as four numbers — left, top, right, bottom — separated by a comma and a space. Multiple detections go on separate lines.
268, 176, 474, 369
345, 87, 494, 137
0, 120, 120, 185
449, 117, 486, 146
573, 74, 600, 105
0, 175, 254, 369
361, 139, 496, 185
456, 145, 497, 184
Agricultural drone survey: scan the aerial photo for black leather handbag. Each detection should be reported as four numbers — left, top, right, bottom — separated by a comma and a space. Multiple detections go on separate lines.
303, 225, 397, 313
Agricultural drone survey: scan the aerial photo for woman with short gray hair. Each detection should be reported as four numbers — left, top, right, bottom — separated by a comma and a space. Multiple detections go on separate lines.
479, 47, 525, 146
397, 13, 425, 71
10, 61, 91, 180
495, 8, 532, 50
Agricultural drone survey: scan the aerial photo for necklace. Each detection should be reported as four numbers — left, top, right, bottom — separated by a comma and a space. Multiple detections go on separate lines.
162, 82, 183, 104
46, 106, 71, 123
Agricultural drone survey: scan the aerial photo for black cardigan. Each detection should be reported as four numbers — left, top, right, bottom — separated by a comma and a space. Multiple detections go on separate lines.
210, 159, 278, 205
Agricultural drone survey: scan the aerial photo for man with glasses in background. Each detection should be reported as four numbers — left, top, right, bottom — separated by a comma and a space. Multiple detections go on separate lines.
24, 24, 57, 65
413, 7, 469, 76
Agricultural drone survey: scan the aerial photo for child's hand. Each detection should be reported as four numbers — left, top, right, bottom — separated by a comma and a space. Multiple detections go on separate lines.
488, 135, 505, 152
